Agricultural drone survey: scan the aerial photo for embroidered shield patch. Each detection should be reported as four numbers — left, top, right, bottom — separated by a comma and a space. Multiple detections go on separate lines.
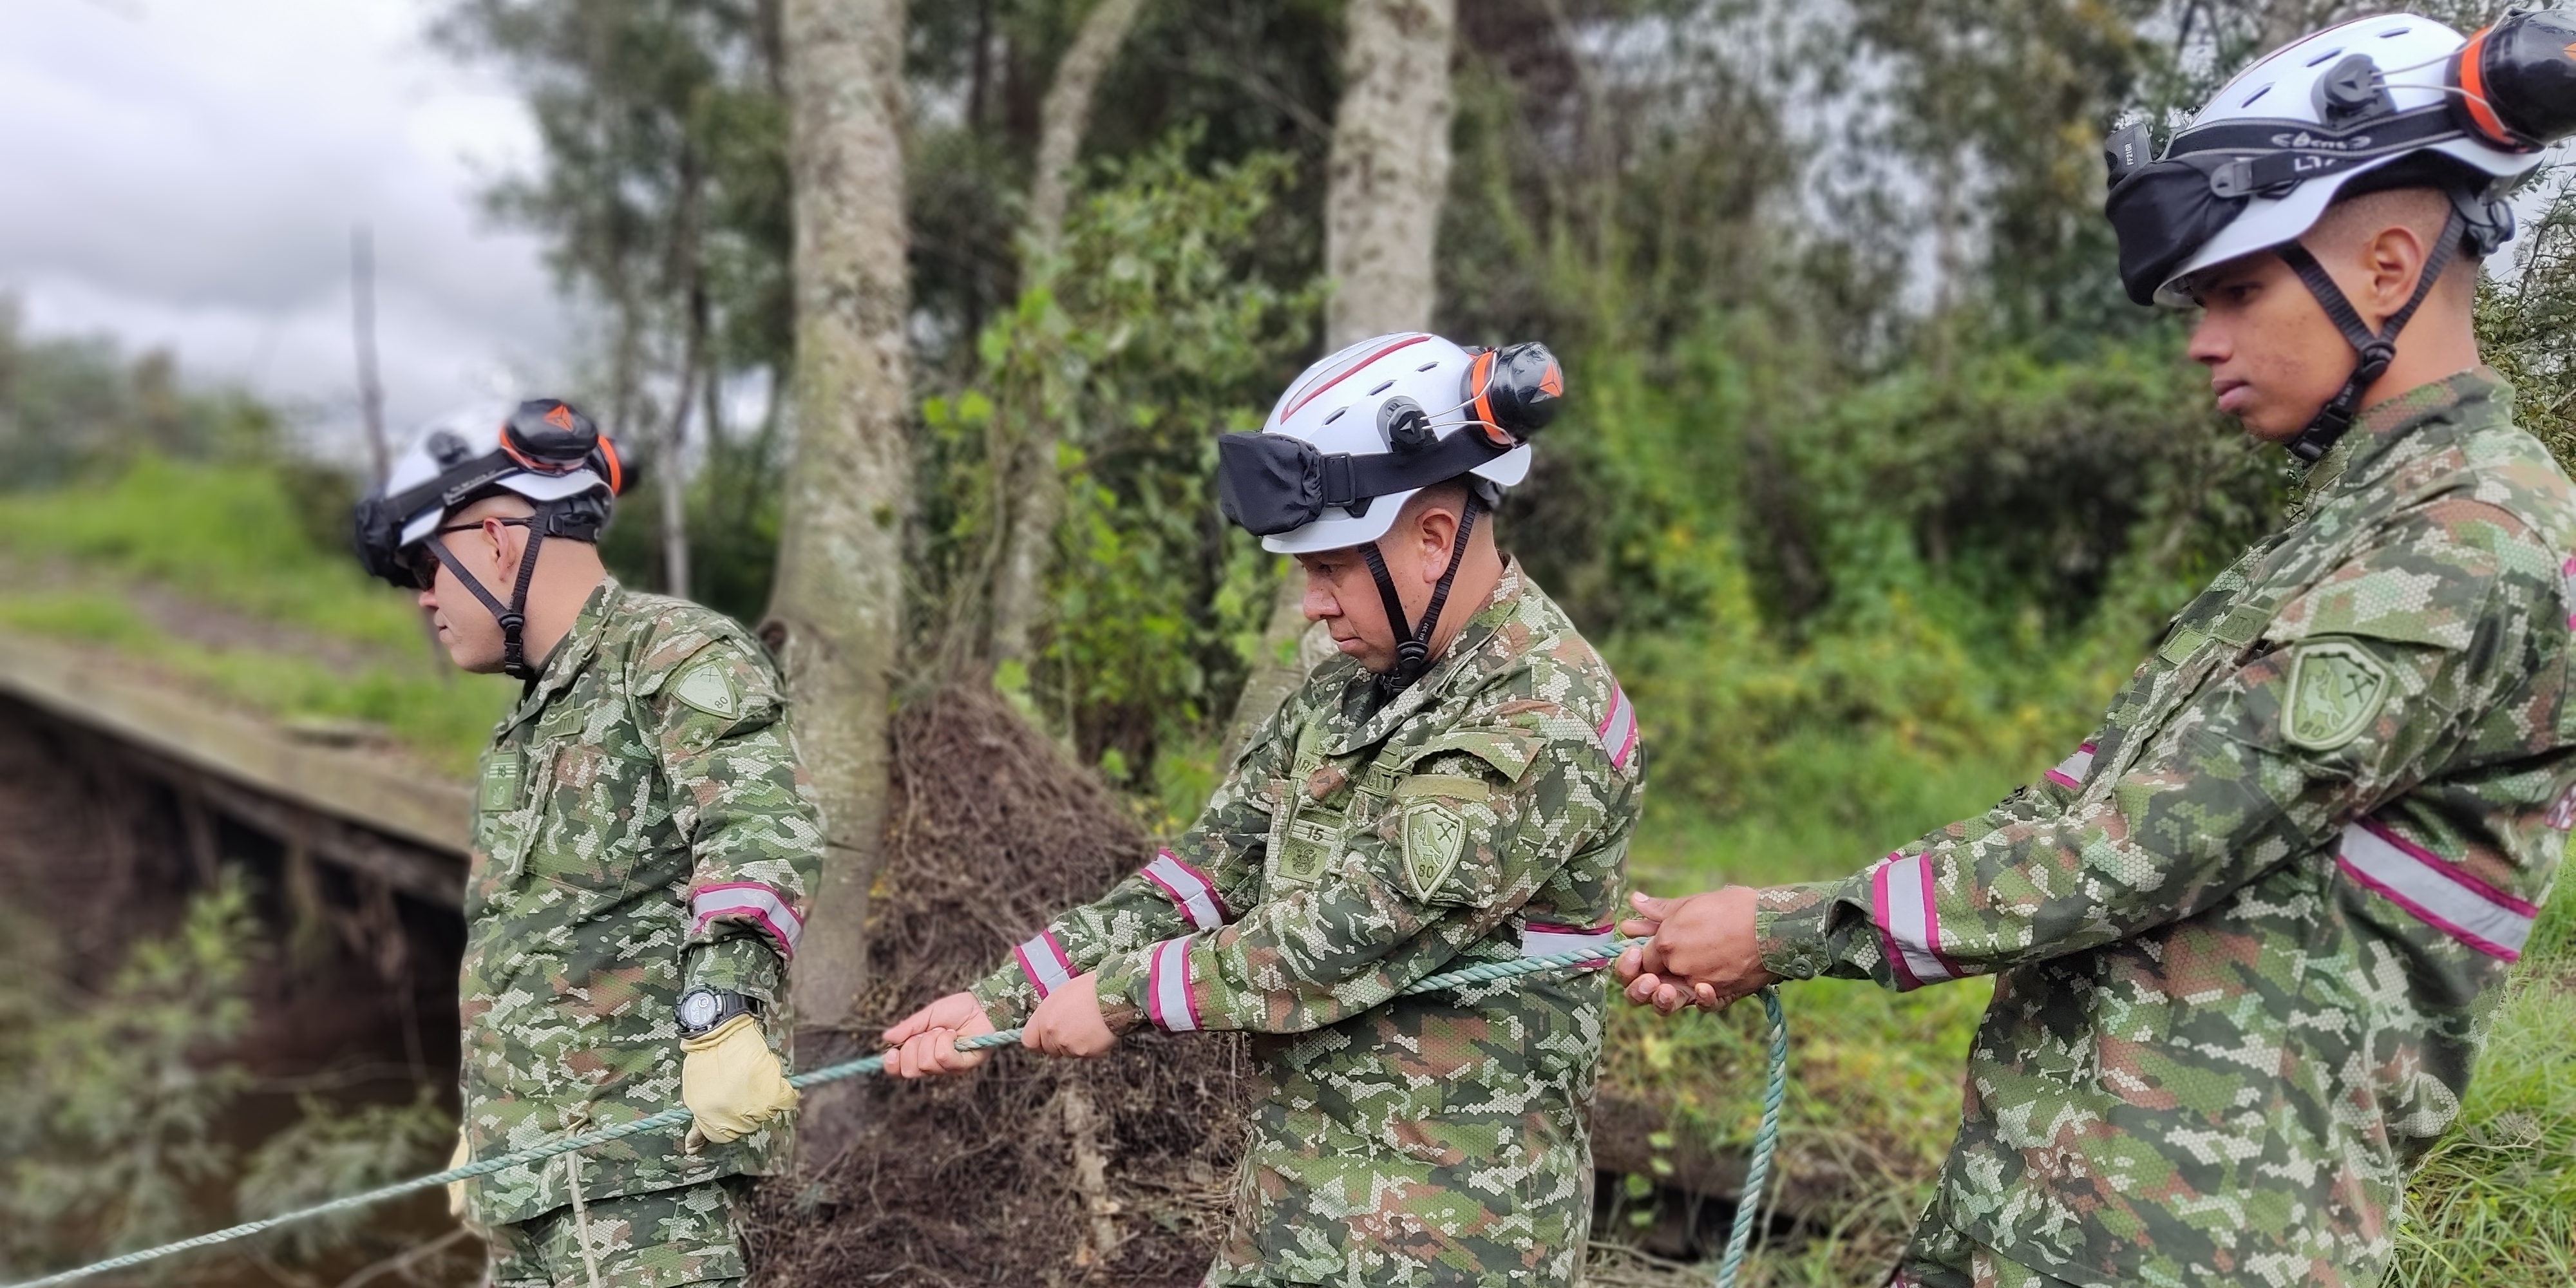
672, 661, 741, 719
2284, 641, 2391, 752
1401, 804, 1466, 902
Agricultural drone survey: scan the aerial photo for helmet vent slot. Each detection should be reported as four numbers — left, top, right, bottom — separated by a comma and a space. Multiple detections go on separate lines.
1368, 380, 1394, 394
2306, 46, 2346, 66
2242, 84, 2273, 106
1416, 361, 1439, 372
1324, 406, 1349, 424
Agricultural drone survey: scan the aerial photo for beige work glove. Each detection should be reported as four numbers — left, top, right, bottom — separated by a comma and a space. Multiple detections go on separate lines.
445, 1128, 471, 1218
680, 1014, 799, 1150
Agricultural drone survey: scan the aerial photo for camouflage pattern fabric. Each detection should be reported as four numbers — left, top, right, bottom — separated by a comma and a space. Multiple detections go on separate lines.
1892, 1208, 2085, 1288
485, 1178, 747, 1288
460, 577, 825, 1228
1756, 371, 2576, 1288
969, 561, 1644, 1287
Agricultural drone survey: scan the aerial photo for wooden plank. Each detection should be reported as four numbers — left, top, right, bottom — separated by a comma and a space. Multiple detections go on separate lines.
0, 627, 471, 857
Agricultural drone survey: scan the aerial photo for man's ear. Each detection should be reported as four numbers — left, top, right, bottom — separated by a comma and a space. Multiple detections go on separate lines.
2365, 222, 2434, 318
1414, 502, 1459, 583
484, 516, 527, 580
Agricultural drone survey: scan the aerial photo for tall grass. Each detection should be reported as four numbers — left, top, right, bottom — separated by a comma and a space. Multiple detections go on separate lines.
0, 460, 510, 773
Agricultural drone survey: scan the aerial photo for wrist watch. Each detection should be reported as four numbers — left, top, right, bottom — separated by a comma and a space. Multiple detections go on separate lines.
676, 987, 764, 1039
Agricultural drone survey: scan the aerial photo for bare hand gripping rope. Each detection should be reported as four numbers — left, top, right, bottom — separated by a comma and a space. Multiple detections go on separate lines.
5, 943, 1788, 1288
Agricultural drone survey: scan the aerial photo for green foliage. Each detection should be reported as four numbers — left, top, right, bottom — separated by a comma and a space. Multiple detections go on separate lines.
0, 297, 281, 493
0, 460, 511, 772
0, 880, 259, 1275
235, 1093, 455, 1262
2479, 166, 2576, 478
924, 131, 1320, 774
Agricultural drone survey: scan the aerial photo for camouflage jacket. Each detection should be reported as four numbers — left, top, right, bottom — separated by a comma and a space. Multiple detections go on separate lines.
1757, 371, 2576, 1287
971, 562, 1643, 1287
459, 577, 824, 1227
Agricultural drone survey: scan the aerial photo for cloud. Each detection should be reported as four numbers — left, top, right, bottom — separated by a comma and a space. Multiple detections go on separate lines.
0, 0, 574, 459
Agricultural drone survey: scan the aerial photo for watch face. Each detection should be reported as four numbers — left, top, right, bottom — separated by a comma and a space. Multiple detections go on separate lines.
678, 990, 721, 1030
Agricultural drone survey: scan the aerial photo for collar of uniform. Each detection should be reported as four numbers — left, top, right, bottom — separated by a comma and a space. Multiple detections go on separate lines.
504, 576, 620, 730
2304, 367, 2513, 499
1321, 556, 1530, 755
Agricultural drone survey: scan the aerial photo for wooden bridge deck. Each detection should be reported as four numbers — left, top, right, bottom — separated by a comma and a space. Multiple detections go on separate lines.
0, 625, 469, 906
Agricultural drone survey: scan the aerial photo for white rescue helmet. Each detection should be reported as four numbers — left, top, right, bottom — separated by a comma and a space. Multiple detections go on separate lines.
1215, 330, 1563, 690
2105, 10, 2576, 460
2116, 13, 2543, 309
1227, 332, 1544, 554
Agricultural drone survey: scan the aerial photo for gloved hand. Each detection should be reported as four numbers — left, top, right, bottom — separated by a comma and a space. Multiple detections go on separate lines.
445, 1128, 471, 1218
681, 1014, 799, 1150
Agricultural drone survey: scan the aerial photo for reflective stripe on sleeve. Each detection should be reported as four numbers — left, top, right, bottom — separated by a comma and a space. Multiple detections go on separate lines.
1870, 852, 1957, 989
1141, 849, 1227, 932
1596, 683, 1638, 771
1012, 930, 1075, 999
2043, 741, 2098, 790
1520, 922, 1616, 969
1146, 936, 1200, 1032
2336, 819, 2537, 962
688, 883, 804, 958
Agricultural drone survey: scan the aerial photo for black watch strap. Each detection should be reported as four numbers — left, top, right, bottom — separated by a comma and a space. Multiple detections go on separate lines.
676, 987, 764, 1039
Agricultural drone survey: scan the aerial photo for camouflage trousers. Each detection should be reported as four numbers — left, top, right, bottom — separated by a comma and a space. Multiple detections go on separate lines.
1888, 1206, 2080, 1288
484, 1178, 746, 1288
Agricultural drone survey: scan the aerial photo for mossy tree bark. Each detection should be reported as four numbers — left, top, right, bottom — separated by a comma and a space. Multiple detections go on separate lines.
766, 0, 911, 1159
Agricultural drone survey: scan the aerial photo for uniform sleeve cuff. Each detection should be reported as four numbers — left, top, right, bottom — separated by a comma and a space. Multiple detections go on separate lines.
680, 938, 784, 1004
1754, 883, 1839, 981
1091, 947, 1153, 1032
969, 965, 1036, 1029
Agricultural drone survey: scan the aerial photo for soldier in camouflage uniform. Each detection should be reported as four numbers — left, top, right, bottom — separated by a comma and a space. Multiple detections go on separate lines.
1616, 16, 2576, 1288
886, 334, 1643, 1287
354, 400, 824, 1287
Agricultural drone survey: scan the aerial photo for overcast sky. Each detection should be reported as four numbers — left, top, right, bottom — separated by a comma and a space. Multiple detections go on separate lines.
0, 0, 571, 460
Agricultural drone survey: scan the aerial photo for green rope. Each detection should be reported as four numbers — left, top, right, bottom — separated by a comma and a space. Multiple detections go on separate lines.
1714, 987, 1786, 1288
4, 941, 1788, 1288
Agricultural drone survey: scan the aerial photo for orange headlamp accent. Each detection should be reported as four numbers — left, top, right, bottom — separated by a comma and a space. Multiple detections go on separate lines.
1465, 349, 1513, 447
2456, 25, 2517, 146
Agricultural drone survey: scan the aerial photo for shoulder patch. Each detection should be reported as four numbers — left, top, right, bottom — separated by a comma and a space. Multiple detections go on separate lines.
2283, 640, 2391, 752
671, 660, 742, 719
1408, 728, 1542, 782
1401, 801, 1467, 902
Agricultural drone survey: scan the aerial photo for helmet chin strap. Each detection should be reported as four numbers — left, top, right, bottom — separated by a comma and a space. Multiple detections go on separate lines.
421, 512, 552, 682
2273, 206, 2464, 464
1358, 493, 1483, 696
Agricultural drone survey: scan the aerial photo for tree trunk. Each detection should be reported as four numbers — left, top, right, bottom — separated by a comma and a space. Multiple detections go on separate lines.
987, 0, 1148, 671
1222, 0, 1455, 755
1321, 0, 1455, 350
768, 0, 912, 1163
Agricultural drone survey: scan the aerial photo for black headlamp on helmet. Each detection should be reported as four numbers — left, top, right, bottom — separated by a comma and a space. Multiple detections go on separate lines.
1215, 341, 1561, 538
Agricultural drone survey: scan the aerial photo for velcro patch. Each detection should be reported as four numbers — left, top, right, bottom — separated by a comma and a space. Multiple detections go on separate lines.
2157, 625, 2209, 666
1401, 802, 1467, 902
671, 661, 741, 719
479, 749, 524, 811
2284, 640, 2391, 752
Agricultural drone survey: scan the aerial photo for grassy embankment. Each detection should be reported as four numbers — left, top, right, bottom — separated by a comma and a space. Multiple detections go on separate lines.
0, 459, 509, 775
3, 460, 2568, 1283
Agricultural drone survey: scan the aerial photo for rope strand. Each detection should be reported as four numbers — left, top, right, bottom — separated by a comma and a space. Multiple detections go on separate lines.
3, 942, 1788, 1288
